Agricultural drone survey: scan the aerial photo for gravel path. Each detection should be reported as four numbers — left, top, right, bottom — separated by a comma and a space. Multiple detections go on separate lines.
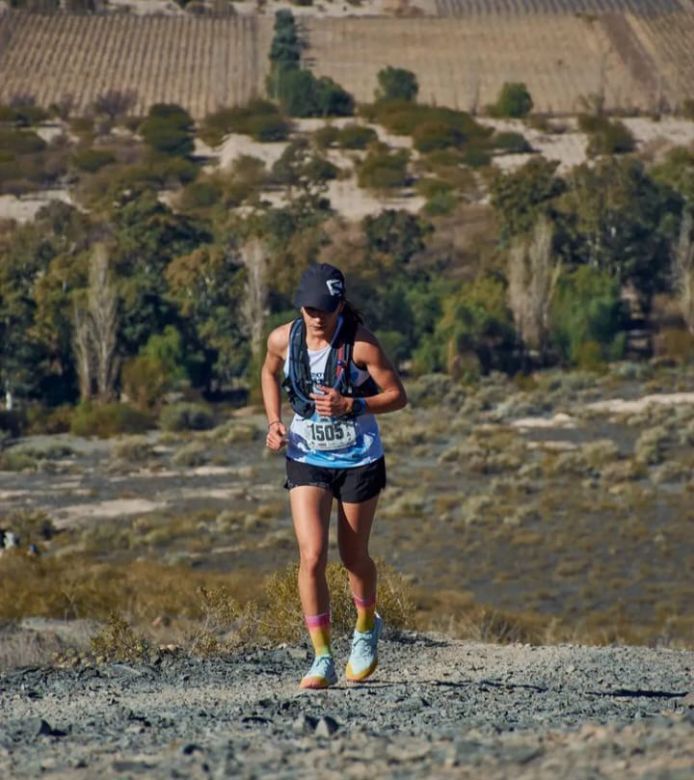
1, 634, 692, 779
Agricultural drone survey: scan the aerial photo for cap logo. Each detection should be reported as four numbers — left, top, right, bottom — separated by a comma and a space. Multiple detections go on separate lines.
326, 279, 343, 297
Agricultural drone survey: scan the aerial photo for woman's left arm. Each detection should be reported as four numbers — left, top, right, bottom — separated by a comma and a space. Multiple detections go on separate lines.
311, 327, 408, 417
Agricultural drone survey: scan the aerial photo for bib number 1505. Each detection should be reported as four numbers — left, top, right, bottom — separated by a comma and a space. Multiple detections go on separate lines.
305, 420, 357, 451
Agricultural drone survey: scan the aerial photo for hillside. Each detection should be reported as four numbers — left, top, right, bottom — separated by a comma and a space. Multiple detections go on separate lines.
1, 2, 693, 117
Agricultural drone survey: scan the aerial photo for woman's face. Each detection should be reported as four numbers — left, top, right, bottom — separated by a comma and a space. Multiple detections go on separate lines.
301, 303, 343, 340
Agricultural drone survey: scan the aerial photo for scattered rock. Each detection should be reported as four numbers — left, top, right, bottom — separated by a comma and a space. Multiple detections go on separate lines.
315, 715, 339, 738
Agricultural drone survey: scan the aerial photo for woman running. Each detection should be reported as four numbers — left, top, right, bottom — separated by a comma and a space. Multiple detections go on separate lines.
261, 263, 407, 689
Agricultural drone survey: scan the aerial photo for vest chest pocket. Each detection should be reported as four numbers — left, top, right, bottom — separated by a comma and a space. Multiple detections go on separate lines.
304, 419, 357, 451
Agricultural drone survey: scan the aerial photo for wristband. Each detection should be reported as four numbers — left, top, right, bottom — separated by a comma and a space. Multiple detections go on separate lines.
267, 420, 283, 430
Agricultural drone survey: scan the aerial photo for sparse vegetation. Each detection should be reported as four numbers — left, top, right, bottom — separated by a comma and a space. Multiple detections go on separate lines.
489, 82, 533, 118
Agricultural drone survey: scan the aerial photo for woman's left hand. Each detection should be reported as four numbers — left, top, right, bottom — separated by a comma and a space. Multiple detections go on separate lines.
310, 386, 350, 418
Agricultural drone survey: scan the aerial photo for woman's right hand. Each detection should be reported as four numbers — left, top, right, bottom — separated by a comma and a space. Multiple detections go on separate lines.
266, 421, 288, 451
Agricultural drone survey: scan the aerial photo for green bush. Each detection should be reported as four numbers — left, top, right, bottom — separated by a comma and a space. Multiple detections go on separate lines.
416, 177, 453, 199
159, 403, 215, 432
0, 410, 26, 439
72, 148, 117, 173
413, 122, 464, 153
93, 157, 198, 199
277, 70, 354, 118
313, 125, 340, 149
246, 113, 290, 142
373, 102, 489, 141
424, 190, 457, 217
200, 100, 288, 145
0, 102, 48, 126
493, 131, 532, 154
462, 146, 491, 168
550, 266, 627, 365
357, 146, 409, 190
140, 104, 194, 157
0, 129, 46, 155
375, 67, 418, 103
578, 115, 635, 156
140, 119, 193, 157
25, 405, 72, 435
70, 403, 153, 438
69, 116, 95, 138
121, 355, 170, 410
179, 179, 223, 210
337, 124, 377, 149
490, 82, 533, 118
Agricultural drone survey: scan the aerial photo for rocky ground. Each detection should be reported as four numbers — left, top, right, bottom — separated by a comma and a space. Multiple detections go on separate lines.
1, 633, 692, 779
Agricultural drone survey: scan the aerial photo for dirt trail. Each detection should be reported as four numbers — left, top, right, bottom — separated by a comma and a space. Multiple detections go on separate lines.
1, 634, 692, 778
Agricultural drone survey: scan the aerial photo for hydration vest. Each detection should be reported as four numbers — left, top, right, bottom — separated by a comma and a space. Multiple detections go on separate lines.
282, 316, 379, 418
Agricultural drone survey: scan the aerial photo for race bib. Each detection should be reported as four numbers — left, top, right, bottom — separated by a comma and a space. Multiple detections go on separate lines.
303, 419, 357, 451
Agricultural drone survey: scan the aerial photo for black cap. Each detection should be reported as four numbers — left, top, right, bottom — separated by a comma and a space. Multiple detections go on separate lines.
294, 263, 345, 313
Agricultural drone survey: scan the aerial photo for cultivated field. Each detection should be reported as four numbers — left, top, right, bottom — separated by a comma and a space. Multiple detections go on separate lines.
0, 2, 693, 117
305, 7, 693, 114
0, 13, 274, 119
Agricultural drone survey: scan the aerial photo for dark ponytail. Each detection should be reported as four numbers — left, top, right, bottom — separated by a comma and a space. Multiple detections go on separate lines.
342, 299, 364, 327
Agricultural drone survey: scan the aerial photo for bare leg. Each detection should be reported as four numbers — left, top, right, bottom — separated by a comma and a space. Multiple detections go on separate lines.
289, 486, 333, 616
337, 495, 379, 603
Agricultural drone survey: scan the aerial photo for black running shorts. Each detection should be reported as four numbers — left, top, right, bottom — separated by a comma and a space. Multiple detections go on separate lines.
284, 456, 386, 503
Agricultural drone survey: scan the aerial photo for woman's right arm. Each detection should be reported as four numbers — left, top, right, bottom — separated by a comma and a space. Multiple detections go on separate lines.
261, 324, 290, 451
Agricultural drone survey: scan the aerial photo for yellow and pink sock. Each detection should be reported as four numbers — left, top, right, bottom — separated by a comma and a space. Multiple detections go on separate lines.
353, 593, 376, 632
305, 611, 332, 657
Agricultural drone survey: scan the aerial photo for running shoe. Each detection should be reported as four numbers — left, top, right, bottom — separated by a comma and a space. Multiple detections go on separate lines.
345, 613, 383, 682
299, 653, 338, 689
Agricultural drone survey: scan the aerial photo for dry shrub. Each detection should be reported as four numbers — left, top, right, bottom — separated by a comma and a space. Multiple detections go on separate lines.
90, 613, 152, 663
240, 561, 415, 645
0, 509, 56, 545
70, 403, 153, 438
0, 450, 37, 472
0, 555, 253, 625
172, 440, 208, 467
159, 403, 215, 432
655, 328, 694, 364
426, 602, 546, 645
112, 436, 155, 463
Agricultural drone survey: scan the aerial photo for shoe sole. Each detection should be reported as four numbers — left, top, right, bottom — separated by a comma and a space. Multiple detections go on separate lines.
345, 657, 378, 683
299, 675, 337, 690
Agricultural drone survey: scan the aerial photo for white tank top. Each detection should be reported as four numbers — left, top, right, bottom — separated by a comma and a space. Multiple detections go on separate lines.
284, 342, 383, 468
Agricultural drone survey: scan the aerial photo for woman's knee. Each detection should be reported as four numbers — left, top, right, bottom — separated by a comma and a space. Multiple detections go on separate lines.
338, 544, 371, 572
298, 547, 328, 576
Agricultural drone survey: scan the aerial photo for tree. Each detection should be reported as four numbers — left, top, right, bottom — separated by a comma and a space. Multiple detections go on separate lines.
490, 158, 565, 241
507, 217, 560, 360
109, 191, 211, 356
276, 70, 353, 118
492, 82, 533, 118
550, 266, 626, 366
165, 244, 248, 387
673, 211, 694, 334
376, 67, 419, 103
71, 244, 120, 403
88, 244, 120, 402
433, 276, 516, 376
139, 104, 195, 157
240, 238, 269, 365
578, 114, 635, 156
357, 146, 410, 191
92, 89, 137, 122
266, 9, 353, 118
559, 158, 680, 310
0, 202, 91, 405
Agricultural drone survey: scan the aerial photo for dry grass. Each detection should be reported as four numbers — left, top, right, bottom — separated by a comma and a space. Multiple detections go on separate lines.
0, 553, 415, 663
